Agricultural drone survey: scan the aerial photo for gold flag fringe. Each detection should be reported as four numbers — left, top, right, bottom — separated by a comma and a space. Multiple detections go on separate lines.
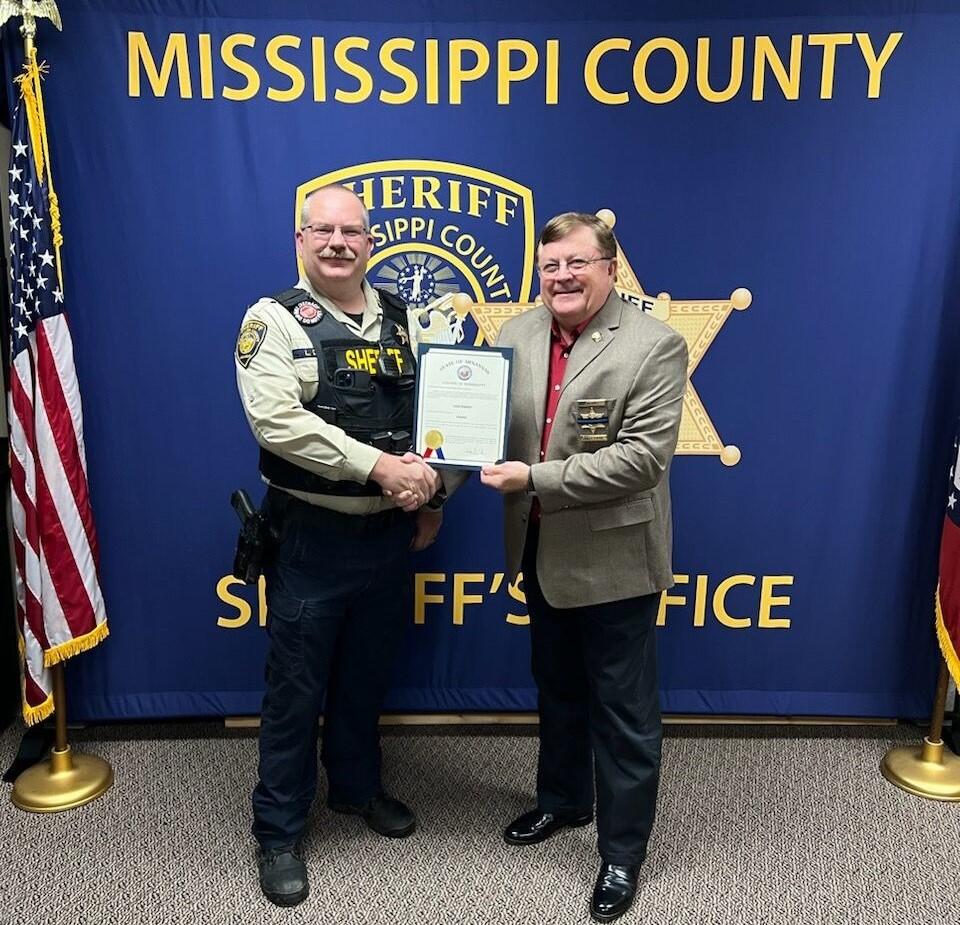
22, 692, 54, 726
14, 621, 108, 723
935, 585, 960, 689
15, 636, 55, 726
14, 52, 46, 188
13, 47, 64, 284
43, 620, 110, 668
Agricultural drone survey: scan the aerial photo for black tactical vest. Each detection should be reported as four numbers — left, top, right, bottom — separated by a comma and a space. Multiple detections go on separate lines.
259, 287, 416, 497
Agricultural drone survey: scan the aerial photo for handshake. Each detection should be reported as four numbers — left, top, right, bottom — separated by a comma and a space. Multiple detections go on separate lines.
370, 452, 442, 513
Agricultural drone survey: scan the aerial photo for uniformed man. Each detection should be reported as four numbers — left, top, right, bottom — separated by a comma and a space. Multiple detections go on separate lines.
235, 184, 444, 907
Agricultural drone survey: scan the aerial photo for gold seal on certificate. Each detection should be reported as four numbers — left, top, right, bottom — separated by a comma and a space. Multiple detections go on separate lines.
414, 344, 513, 470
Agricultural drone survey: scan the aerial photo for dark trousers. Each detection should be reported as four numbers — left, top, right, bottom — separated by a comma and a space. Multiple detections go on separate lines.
252, 494, 414, 851
523, 526, 662, 866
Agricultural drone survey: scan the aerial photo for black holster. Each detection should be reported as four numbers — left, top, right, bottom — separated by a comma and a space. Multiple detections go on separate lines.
231, 489, 281, 584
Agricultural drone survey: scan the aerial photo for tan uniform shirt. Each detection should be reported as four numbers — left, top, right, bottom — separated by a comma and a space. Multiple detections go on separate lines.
235, 277, 398, 514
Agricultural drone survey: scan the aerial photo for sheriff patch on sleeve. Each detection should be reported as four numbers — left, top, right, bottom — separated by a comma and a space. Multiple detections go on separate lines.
236, 320, 267, 368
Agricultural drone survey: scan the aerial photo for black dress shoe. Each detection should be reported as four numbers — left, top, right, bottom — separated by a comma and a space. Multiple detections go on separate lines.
329, 793, 417, 837
590, 862, 640, 922
258, 848, 309, 907
503, 807, 593, 846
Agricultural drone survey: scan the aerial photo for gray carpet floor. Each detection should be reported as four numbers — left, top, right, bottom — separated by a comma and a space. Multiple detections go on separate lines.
0, 722, 958, 925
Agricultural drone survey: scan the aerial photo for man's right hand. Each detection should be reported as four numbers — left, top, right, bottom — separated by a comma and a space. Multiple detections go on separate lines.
371, 452, 440, 512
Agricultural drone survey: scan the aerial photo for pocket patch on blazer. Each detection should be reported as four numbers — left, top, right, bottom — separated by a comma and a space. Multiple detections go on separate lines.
574, 398, 611, 444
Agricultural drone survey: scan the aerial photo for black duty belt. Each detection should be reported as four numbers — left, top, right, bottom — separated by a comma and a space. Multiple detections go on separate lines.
267, 487, 412, 532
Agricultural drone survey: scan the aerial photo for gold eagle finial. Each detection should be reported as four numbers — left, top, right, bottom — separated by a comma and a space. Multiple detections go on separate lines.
0, 0, 63, 34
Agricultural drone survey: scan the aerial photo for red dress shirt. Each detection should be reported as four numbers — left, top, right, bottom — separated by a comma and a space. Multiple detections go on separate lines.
531, 317, 589, 521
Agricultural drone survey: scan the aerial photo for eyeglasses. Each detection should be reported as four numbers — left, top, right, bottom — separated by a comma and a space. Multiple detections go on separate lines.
537, 256, 614, 278
301, 224, 369, 242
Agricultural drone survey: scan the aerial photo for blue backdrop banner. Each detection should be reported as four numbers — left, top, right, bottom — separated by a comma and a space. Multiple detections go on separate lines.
6, 0, 960, 720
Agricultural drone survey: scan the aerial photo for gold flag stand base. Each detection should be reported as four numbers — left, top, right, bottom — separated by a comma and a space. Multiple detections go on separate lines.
11, 744, 113, 813
11, 665, 114, 813
881, 736, 960, 802
881, 660, 960, 801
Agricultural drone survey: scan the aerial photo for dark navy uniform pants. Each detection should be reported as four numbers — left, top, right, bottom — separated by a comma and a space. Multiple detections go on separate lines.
252, 492, 414, 851
522, 524, 662, 867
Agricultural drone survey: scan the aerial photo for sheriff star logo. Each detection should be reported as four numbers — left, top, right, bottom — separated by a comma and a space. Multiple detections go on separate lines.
464, 209, 750, 464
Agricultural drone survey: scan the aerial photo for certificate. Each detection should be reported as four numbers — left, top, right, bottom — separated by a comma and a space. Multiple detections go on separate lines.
414, 344, 513, 469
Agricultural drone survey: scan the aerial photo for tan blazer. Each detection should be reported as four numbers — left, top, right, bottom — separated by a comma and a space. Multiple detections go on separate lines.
498, 291, 688, 609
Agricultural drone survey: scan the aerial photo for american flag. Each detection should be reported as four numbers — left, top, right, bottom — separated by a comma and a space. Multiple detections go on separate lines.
937, 421, 960, 686
7, 56, 107, 725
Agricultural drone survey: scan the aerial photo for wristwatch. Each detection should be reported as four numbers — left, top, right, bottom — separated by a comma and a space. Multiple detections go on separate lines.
425, 485, 447, 511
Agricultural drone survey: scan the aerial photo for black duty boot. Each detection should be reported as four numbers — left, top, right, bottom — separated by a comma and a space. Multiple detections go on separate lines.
329, 792, 416, 837
258, 848, 309, 907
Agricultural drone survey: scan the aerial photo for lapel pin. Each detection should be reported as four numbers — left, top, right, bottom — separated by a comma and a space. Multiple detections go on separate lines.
591, 331, 602, 343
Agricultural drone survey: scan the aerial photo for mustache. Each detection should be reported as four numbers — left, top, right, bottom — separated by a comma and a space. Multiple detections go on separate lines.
318, 247, 357, 260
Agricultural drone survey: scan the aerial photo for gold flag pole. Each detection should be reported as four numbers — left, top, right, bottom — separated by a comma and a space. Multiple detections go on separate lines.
881, 659, 960, 800
7, 0, 113, 812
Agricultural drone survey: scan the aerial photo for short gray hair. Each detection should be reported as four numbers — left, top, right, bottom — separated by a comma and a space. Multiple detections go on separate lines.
299, 184, 370, 229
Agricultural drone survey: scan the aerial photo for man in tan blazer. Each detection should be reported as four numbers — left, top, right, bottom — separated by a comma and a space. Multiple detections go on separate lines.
480, 212, 687, 923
